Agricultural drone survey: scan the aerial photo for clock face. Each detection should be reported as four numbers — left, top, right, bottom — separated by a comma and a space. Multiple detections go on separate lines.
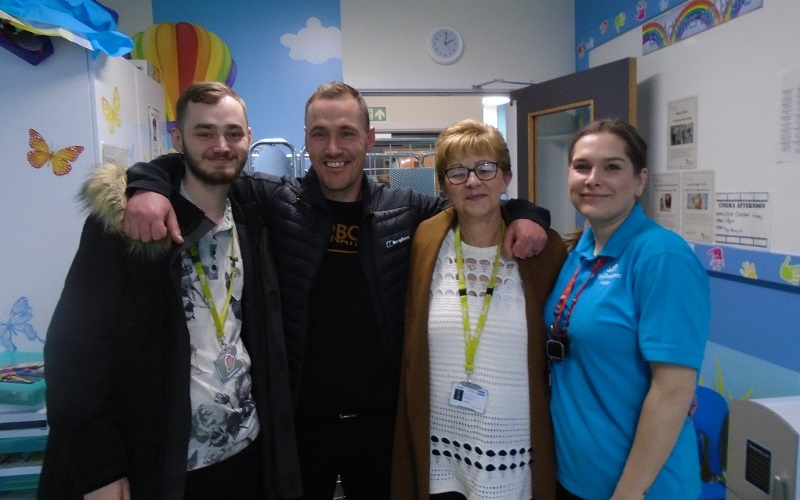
428, 27, 463, 65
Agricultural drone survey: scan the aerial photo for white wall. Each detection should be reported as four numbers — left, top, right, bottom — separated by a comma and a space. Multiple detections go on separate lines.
589, 0, 800, 254
100, 0, 575, 92
341, 1, 574, 91
341, 0, 574, 199
99, 0, 153, 37
362, 95, 484, 133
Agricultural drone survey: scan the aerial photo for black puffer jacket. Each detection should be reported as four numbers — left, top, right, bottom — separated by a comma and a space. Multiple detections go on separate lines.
237, 168, 447, 403
127, 154, 550, 406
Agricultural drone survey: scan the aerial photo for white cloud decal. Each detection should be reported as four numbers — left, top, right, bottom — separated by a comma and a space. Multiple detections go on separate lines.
280, 17, 342, 64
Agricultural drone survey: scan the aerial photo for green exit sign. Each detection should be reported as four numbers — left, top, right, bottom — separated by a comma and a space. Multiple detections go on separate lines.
369, 107, 387, 121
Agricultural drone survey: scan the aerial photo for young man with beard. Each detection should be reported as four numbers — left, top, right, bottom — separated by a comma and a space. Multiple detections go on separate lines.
39, 82, 301, 500
119, 82, 551, 499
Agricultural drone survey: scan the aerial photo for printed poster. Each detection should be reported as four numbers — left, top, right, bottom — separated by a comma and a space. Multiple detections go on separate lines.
668, 97, 697, 170
652, 172, 680, 231
778, 68, 800, 162
681, 170, 714, 243
714, 192, 771, 249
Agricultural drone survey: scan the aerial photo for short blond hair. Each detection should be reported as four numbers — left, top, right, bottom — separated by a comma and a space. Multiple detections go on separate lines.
434, 119, 511, 185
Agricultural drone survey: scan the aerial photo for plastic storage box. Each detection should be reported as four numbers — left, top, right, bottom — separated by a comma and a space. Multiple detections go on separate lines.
0, 352, 45, 407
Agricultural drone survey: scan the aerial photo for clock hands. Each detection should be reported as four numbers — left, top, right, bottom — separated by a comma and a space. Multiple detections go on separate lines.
430, 27, 461, 63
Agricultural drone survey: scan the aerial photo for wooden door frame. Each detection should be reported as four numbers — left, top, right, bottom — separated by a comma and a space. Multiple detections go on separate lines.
527, 99, 594, 201
511, 57, 637, 201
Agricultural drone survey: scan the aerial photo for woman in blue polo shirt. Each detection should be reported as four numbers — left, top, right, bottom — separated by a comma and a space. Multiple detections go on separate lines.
544, 120, 710, 499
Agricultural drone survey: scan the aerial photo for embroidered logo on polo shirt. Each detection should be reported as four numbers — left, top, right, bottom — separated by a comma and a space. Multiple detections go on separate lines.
598, 263, 622, 285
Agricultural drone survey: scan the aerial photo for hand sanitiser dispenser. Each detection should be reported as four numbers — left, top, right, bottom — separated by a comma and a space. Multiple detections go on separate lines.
727, 396, 800, 500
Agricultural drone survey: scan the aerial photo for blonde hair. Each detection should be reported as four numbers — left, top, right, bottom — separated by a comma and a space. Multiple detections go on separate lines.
434, 119, 511, 185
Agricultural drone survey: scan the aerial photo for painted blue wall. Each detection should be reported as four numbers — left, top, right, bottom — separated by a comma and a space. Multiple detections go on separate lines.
692, 243, 800, 399
152, 0, 342, 152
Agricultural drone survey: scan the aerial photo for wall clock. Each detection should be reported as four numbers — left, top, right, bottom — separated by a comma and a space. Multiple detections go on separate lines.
427, 26, 463, 65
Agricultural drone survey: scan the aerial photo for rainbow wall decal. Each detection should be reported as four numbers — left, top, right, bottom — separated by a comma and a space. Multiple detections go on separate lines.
723, 0, 747, 21
672, 0, 721, 42
642, 0, 762, 55
642, 21, 668, 53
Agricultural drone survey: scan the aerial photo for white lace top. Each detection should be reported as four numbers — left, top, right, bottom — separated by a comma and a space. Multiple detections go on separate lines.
428, 229, 532, 500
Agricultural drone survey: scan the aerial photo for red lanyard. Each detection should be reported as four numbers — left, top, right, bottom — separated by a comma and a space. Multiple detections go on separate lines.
551, 257, 607, 336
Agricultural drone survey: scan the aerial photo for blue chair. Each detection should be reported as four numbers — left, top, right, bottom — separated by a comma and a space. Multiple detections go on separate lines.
693, 386, 728, 500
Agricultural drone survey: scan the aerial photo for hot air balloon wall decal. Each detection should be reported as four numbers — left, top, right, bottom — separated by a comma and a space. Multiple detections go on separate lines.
130, 22, 237, 133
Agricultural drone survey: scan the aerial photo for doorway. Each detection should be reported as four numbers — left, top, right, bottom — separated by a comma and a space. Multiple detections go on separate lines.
511, 57, 637, 237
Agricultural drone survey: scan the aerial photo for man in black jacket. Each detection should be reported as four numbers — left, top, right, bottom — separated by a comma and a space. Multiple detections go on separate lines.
40, 82, 301, 500
122, 82, 550, 499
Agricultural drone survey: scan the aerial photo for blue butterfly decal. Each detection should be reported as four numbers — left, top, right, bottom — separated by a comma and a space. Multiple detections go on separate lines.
0, 297, 44, 351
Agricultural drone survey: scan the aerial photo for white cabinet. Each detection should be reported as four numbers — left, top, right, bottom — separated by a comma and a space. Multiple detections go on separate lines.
0, 37, 166, 354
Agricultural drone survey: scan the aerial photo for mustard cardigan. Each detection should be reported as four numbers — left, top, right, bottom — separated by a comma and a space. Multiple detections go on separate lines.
391, 208, 567, 500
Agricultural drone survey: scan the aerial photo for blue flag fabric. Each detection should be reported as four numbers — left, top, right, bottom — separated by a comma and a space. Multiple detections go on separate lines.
0, 0, 132, 56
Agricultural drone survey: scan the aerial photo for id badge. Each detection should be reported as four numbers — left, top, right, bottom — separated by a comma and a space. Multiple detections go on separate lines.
547, 331, 569, 362
546, 339, 567, 362
214, 345, 243, 382
450, 381, 488, 414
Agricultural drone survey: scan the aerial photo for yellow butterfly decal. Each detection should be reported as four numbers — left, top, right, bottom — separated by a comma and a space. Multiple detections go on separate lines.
101, 86, 121, 134
27, 129, 84, 176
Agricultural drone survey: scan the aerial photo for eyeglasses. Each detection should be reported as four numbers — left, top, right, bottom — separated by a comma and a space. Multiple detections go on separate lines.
445, 162, 499, 184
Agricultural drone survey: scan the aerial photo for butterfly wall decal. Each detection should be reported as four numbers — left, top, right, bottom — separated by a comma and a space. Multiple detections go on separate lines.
27, 128, 84, 176
0, 297, 43, 351
102, 86, 121, 134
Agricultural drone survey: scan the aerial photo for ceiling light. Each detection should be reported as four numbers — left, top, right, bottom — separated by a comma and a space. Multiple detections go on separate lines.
482, 95, 511, 106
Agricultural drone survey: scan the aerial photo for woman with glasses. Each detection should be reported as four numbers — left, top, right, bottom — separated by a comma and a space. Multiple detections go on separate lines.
391, 119, 566, 500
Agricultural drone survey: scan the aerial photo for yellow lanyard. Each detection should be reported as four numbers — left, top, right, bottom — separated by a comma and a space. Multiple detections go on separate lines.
188, 225, 238, 343
454, 222, 504, 380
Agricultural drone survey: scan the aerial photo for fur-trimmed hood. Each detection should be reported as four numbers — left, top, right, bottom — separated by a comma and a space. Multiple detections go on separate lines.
80, 163, 171, 258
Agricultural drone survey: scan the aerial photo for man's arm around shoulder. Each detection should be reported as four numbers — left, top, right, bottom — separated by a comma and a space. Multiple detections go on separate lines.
123, 153, 186, 243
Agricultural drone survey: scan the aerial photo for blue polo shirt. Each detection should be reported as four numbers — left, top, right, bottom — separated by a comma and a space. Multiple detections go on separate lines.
544, 203, 710, 500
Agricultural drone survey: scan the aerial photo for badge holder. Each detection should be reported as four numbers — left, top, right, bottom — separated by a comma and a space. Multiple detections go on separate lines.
214, 345, 243, 382
450, 380, 488, 414
547, 331, 569, 362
